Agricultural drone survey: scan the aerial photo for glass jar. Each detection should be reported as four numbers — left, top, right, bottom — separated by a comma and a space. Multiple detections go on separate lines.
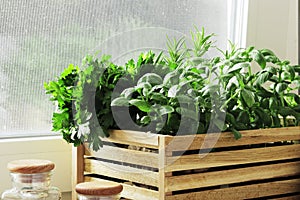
75, 181, 123, 200
1, 159, 61, 200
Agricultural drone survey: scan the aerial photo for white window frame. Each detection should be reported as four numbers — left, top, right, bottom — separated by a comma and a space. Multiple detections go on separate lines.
228, 0, 249, 48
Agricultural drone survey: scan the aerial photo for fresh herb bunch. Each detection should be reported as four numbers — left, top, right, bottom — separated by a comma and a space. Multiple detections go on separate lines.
219, 44, 300, 138
45, 27, 300, 151
45, 55, 128, 150
44, 64, 80, 145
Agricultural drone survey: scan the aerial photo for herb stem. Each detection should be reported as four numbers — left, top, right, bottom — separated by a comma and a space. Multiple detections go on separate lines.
221, 88, 241, 110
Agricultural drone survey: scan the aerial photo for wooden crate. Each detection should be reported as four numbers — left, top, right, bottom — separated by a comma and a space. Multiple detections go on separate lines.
74, 126, 300, 200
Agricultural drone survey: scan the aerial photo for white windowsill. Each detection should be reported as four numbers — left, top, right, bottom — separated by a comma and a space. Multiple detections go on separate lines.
0, 135, 72, 193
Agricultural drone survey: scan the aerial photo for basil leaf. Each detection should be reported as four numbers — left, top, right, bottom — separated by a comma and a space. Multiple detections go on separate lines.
241, 89, 255, 107
129, 99, 151, 112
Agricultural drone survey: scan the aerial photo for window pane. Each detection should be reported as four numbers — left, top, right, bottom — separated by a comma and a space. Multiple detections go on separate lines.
0, 0, 227, 138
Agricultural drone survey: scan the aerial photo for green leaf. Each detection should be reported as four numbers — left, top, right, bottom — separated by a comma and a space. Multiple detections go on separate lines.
254, 72, 270, 85
150, 93, 168, 102
226, 76, 239, 90
275, 83, 288, 93
163, 71, 180, 85
176, 107, 198, 121
129, 99, 151, 112
251, 50, 266, 69
256, 86, 273, 98
260, 49, 276, 57
265, 66, 277, 74
278, 107, 297, 117
254, 107, 272, 127
269, 97, 279, 110
291, 80, 300, 88
226, 112, 236, 126
111, 97, 129, 107
288, 65, 296, 80
260, 98, 269, 109
235, 122, 248, 130
236, 110, 249, 124
231, 128, 242, 140
140, 116, 151, 124
168, 85, 179, 98
121, 87, 135, 98
156, 105, 175, 116
227, 63, 248, 74
137, 73, 163, 86
176, 95, 194, 104
135, 82, 151, 92
241, 89, 255, 107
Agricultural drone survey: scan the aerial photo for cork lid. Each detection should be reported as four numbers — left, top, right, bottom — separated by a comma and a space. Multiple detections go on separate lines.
76, 181, 123, 196
7, 159, 55, 174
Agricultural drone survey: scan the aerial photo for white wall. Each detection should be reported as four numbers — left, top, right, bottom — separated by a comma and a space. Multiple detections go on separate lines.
247, 0, 298, 64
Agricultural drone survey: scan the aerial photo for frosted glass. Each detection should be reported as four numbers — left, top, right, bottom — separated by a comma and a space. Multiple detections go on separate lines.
0, 0, 227, 137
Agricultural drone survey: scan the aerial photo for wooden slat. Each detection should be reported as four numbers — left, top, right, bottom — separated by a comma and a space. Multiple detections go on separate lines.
102, 129, 160, 148
122, 183, 159, 200
166, 161, 300, 192
165, 178, 300, 200
164, 127, 300, 151
273, 195, 300, 200
85, 176, 159, 200
73, 145, 85, 200
158, 136, 173, 200
85, 159, 159, 187
76, 145, 85, 183
84, 144, 159, 168
165, 144, 300, 172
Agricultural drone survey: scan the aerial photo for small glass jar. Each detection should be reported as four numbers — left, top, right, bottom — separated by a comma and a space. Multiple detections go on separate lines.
1, 159, 61, 200
75, 181, 123, 200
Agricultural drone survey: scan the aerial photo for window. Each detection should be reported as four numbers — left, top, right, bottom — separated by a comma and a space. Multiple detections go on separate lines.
0, 0, 251, 194
0, 0, 230, 138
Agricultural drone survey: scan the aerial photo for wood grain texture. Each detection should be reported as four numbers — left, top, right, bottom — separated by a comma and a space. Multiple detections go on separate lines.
102, 129, 160, 148
76, 127, 300, 199
165, 144, 300, 172
165, 178, 300, 200
166, 161, 300, 192
84, 143, 159, 168
73, 145, 85, 200
273, 194, 300, 200
164, 127, 300, 151
85, 176, 159, 200
85, 159, 159, 187
76, 145, 85, 183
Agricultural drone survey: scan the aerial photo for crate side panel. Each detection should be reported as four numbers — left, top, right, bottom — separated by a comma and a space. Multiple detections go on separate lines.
84, 144, 159, 168
103, 130, 160, 148
164, 127, 300, 151
165, 178, 300, 200
85, 159, 159, 187
166, 144, 300, 172
166, 161, 300, 192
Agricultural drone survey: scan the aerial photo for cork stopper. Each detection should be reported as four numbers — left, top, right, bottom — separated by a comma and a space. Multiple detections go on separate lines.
7, 159, 55, 174
75, 181, 123, 196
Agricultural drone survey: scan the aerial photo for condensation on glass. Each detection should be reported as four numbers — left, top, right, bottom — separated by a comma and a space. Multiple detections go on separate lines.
75, 181, 123, 200
1, 159, 61, 200
0, 0, 227, 138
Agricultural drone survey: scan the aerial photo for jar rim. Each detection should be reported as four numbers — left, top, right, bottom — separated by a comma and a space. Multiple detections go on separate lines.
7, 159, 55, 174
75, 181, 123, 196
